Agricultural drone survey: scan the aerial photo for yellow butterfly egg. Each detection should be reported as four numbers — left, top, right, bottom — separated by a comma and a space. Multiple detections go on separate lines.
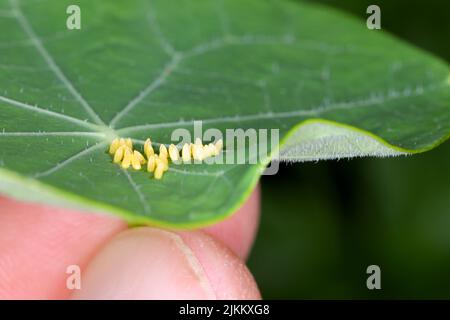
182, 143, 191, 162
131, 151, 143, 170
206, 143, 216, 156
121, 148, 132, 169
154, 157, 166, 179
109, 138, 120, 155
192, 143, 204, 161
168, 144, 180, 162
134, 150, 146, 164
202, 144, 213, 158
157, 155, 169, 171
154, 166, 164, 179
144, 138, 154, 158
113, 145, 126, 163
159, 144, 168, 159
125, 138, 133, 149
147, 155, 156, 172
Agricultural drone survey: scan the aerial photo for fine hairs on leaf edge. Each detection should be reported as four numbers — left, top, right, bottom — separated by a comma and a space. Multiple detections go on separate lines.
0, 118, 448, 228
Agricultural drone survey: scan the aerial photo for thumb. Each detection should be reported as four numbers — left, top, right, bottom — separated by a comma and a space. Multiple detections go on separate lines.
71, 227, 260, 299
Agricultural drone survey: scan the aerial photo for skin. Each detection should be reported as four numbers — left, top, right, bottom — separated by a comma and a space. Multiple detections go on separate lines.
0, 185, 261, 299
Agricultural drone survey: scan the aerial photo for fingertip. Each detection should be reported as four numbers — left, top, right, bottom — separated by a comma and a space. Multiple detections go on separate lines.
0, 196, 126, 299
203, 184, 260, 260
179, 230, 261, 300
72, 227, 260, 300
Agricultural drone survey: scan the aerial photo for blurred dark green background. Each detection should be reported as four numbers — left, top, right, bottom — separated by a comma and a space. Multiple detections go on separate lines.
247, 0, 450, 299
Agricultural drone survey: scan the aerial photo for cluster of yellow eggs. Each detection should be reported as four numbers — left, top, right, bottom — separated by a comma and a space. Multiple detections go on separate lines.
108, 137, 223, 179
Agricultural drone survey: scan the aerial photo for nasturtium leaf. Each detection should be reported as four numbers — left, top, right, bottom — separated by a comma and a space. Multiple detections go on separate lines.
0, 0, 448, 227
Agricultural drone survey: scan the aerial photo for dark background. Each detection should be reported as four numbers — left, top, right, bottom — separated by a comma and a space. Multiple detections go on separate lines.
247, 0, 450, 298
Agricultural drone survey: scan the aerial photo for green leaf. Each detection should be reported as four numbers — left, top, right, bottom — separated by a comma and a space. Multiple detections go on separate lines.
0, 0, 448, 227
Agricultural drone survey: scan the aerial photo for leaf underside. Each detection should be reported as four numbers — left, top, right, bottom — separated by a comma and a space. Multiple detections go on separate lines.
0, 0, 448, 227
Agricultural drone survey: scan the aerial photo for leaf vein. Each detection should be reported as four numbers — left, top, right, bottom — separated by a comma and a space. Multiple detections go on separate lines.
0, 131, 105, 137
32, 142, 106, 179
0, 94, 101, 132
123, 170, 151, 214
146, 2, 178, 58
9, 0, 106, 126
109, 54, 182, 127
117, 82, 442, 134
